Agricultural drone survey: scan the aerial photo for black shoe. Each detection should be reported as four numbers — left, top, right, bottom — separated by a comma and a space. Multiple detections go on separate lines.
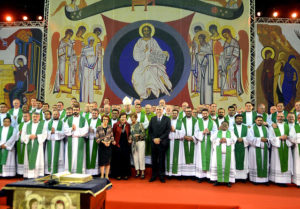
213, 182, 220, 186
159, 177, 166, 183
123, 176, 128, 180
149, 176, 156, 182
135, 173, 140, 178
116, 176, 121, 180
264, 182, 270, 186
227, 183, 232, 187
297, 186, 300, 188
197, 179, 203, 183
277, 183, 287, 187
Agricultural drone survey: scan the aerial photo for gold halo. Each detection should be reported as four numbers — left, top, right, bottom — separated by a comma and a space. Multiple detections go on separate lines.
51, 196, 70, 209
26, 194, 43, 209
139, 23, 155, 37
220, 25, 236, 40
194, 31, 211, 45
83, 33, 98, 47
261, 46, 275, 59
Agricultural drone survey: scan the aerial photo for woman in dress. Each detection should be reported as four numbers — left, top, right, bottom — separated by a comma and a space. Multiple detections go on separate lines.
96, 115, 114, 179
111, 112, 131, 180
130, 113, 146, 179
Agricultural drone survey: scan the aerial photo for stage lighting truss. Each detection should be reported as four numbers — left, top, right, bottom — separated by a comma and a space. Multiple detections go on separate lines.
0, 0, 49, 101
250, 0, 256, 106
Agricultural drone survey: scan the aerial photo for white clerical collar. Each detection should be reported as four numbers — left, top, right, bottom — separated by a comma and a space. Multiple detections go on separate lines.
246, 111, 252, 114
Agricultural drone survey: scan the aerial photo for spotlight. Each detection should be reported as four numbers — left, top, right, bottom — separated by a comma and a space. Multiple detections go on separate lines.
257, 11, 262, 17
37, 16, 43, 20
22, 16, 28, 21
273, 11, 279, 18
5, 15, 12, 22
291, 12, 298, 19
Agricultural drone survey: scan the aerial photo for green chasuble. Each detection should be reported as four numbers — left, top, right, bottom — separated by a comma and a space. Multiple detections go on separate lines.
271, 111, 288, 123
67, 116, 86, 173
182, 117, 197, 164
215, 117, 228, 129
47, 120, 63, 173
145, 112, 156, 156
242, 111, 257, 125
59, 109, 66, 120
253, 125, 268, 177
167, 119, 182, 174
16, 122, 26, 164
273, 123, 290, 172
233, 124, 248, 170
198, 118, 214, 171
0, 126, 14, 173
86, 118, 101, 169
8, 108, 23, 124
216, 130, 232, 183
26, 121, 45, 170
178, 111, 185, 120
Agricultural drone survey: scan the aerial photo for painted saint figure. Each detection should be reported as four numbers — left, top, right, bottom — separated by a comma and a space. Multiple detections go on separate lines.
132, 23, 172, 100
273, 52, 286, 105
208, 24, 223, 93
79, 34, 99, 103
218, 28, 243, 101
261, 48, 275, 109
9, 55, 29, 106
54, 29, 76, 94
282, 55, 298, 109
195, 32, 214, 104
190, 25, 203, 94
93, 27, 103, 90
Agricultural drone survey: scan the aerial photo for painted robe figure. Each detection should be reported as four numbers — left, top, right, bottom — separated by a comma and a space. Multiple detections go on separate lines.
218, 29, 243, 99
132, 24, 172, 99
54, 29, 75, 93
282, 55, 298, 109
195, 33, 214, 104
80, 36, 98, 103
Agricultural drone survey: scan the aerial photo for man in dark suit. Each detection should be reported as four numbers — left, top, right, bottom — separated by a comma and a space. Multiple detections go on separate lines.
148, 106, 171, 183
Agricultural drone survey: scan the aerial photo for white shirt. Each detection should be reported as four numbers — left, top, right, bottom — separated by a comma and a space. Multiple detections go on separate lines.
185, 117, 193, 136
245, 111, 253, 126
0, 126, 9, 144
12, 108, 20, 117
111, 119, 118, 127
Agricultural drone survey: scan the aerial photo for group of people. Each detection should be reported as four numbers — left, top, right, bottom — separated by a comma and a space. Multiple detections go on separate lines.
1, 96, 300, 188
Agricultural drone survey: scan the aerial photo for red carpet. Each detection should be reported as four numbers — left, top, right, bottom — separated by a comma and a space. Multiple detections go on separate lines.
106, 178, 300, 209
1, 177, 300, 209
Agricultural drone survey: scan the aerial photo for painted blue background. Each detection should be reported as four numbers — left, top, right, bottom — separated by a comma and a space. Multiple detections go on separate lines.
119, 37, 175, 86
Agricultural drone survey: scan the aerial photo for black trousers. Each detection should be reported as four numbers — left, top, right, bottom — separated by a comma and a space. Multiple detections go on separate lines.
151, 142, 168, 177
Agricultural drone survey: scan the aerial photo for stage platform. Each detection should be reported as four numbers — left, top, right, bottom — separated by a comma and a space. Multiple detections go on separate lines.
106, 177, 300, 209
1, 177, 300, 209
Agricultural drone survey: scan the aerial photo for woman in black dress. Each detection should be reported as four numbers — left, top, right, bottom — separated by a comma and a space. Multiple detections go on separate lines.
96, 115, 115, 179
111, 112, 132, 180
